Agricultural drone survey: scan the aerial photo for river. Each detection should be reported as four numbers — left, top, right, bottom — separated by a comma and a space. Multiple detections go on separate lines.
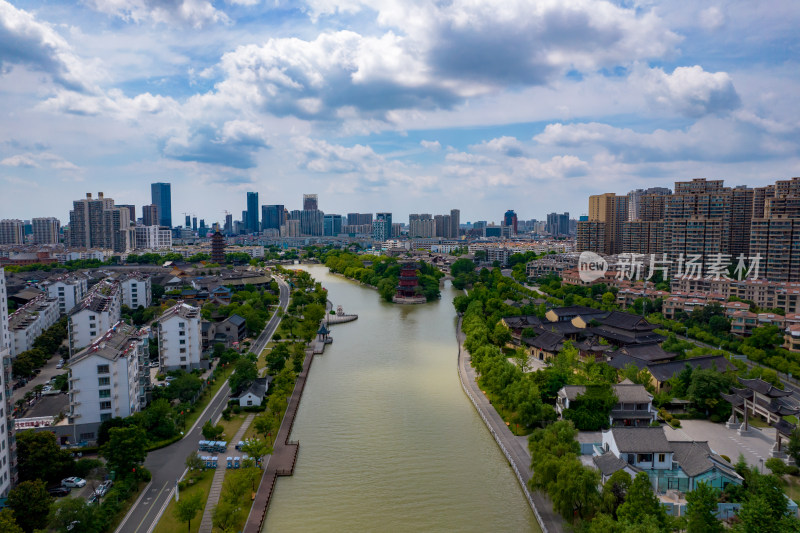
263, 264, 539, 532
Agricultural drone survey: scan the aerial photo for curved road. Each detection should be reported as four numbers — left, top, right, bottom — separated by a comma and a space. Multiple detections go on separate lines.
116, 276, 290, 533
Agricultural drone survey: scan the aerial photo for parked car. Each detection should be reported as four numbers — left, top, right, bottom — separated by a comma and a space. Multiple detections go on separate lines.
94, 480, 113, 497
56, 362, 63, 369
42, 385, 53, 392
150, 361, 159, 368
48, 486, 71, 497
61, 477, 86, 488
88, 492, 99, 504
165, 376, 176, 382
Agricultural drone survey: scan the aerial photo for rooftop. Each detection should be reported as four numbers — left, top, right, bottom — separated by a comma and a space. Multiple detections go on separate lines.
71, 321, 146, 365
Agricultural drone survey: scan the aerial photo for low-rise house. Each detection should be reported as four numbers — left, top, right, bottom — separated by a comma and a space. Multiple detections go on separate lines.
201, 314, 247, 352
157, 302, 202, 371
786, 325, 800, 353
546, 305, 606, 323
523, 331, 564, 361
608, 354, 735, 393
68, 322, 149, 442
68, 279, 122, 356
730, 310, 758, 336
586, 311, 665, 347
557, 383, 656, 427
231, 377, 272, 407
8, 295, 60, 356
41, 273, 90, 315
723, 301, 751, 317
592, 427, 742, 493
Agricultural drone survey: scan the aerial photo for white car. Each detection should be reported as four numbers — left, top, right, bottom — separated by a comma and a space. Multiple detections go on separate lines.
94, 480, 113, 497
61, 477, 86, 488
56, 362, 63, 369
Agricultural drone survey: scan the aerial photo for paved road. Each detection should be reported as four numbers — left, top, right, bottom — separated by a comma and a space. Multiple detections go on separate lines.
116, 275, 290, 533
11, 351, 67, 405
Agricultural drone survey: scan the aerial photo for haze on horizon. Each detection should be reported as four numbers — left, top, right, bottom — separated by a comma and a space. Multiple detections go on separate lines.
1, 0, 799, 224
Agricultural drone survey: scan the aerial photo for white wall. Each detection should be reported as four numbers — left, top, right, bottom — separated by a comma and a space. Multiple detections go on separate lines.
159, 306, 202, 371
0, 268, 13, 496
122, 277, 152, 309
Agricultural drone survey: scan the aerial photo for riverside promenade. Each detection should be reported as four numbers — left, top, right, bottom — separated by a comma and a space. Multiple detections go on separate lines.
456, 317, 564, 533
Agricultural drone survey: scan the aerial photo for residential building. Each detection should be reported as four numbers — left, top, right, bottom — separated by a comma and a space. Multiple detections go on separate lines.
589, 193, 628, 253
231, 377, 271, 407
373, 213, 392, 242
556, 383, 656, 427
323, 214, 343, 236
409, 214, 436, 238
68, 279, 122, 355
347, 213, 373, 226
151, 182, 172, 228
246, 192, 259, 233
68, 192, 133, 252
281, 219, 301, 237
546, 212, 571, 237
785, 325, 800, 353
134, 225, 172, 249
300, 209, 324, 236
120, 274, 152, 309
0, 220, 24, 245
42, 273, 90, 315
157, 302, 202, 371
626, 187, 671, 221
750, 177, 800, 282
0, 268, 15, 495
592, 427, 742, 493
31, 217, 60, 244
450, 209, 461, 238
68, 322, 149, 441
117, 204, 136, 223
8, 295, 60, 356
576, 220, 606, 253
142, 204, 159, 226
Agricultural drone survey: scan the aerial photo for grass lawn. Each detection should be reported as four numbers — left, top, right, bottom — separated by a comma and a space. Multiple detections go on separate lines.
153, 469, 214, 533
782, 476, 800, 503
218, 413, 247, 443
257, 342, 276, 371
746, 417, 770, 429
185, 365, 235, 431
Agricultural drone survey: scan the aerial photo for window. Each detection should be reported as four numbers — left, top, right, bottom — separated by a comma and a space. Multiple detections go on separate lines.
180, 348, 186, 353
100, 413, 112, 422
247, 400, 253, 406
658, 453, 666, 463
100, 401, 112, 410
180, 357, 186, 362
97, 365, 110, 374
179, 340, 186, 345
99, 389, 111, 398
79, 432, 95, 440
90, 331, 96, 337
179, 331, 186, 336
179, 322, 185, 328
98, 377, 110, 386
637, 454, 653, 463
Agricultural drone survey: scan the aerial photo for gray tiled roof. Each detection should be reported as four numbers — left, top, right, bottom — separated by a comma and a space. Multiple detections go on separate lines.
593, 451, 629, 476
670, 441, 715, 477
610, 427, 672, 453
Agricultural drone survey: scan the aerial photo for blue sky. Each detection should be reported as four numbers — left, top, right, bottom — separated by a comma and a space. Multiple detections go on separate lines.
1, 0, 799, 225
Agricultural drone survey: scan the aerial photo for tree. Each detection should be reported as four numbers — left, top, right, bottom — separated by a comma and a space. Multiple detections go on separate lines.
253, 414, 277, 445
549, 458, 600, 521
765, 457, 787, 476
186, 451, 205, 471
8, 480, 51, 532
0, 509, 24, 533
102, 426, 147, 477
16, 430, 73, 483
600, 470, 632, 519
48, 497, 100, 533
229, 358, 258, 394
202, 420, 225, 441
174, 492, 204, 533
563, 384, 617, 431
240, 438, 272, 466
616, 472, 668, 529
687, 368, 731, 417
686, 482, 722, 533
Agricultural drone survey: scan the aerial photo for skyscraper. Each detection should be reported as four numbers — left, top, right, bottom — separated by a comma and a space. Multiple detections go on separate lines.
503, 210, 518, 234
262, 205, 285, 230
185, 215, 191, 228
246, 192, 259, 233
324, 214, 343, 236
0, 219, 24, 244
450, 209, 461, 238
68, 192, 132, 252
224, 214, 233, 235
303, 194, 318, 211
151, 182, 172, 228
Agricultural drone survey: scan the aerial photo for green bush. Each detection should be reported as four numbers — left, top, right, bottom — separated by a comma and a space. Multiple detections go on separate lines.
710, 414, 721, 423
73, 458, 103, 478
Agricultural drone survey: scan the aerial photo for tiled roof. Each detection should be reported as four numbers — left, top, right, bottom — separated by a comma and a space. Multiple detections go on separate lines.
610, 427, 672, 453
593, 451, 629, 476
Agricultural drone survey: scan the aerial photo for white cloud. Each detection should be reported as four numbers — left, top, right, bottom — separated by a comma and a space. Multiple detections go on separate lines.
420, 140, 441, 151
1, 152, 80, 170
472, 136, 525, 157
699, 6, 725, 30
635, 65, 740, 117
0, 1, 99, 92
1, 154, 38, 168
83, 0, 230, 28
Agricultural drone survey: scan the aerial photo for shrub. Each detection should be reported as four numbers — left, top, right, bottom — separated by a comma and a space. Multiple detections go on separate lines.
73, 458, 103, 478
710, 414, 721, 423
231, 405, 241, 414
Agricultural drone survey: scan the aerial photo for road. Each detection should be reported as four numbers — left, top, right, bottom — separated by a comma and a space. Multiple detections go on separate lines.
11, 352, 67, 405
116, 275, 290, 533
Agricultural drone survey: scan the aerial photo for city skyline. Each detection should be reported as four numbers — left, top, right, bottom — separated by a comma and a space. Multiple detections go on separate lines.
1, 1, 799, 221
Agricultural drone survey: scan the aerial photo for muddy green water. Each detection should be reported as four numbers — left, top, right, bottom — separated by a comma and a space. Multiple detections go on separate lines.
263, 264, 538, 532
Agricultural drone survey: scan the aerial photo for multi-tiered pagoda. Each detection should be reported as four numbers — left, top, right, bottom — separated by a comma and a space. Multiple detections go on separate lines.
393, 262, 426, 304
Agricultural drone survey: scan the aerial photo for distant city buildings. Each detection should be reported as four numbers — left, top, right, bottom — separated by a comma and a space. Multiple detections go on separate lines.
68, 192, 132, 252
0, 219, 24, 245
373, 212, 392, 241
246, 192, 259, 233
31, 217, 60, 244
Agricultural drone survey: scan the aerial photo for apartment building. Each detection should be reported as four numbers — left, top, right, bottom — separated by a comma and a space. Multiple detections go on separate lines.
750, 177, 800, 282
157, 302, 202, 371
42, 273, 90, 315
68, 192, 133, 252
119, 274, 152, 309
0, 268, 15, 495
68, 322, 149, 441
8, 295, 60, 356
0, 220, 24, 245
68, 279, 122, 356
31, 217, 60, 245
134, 225, 172, 250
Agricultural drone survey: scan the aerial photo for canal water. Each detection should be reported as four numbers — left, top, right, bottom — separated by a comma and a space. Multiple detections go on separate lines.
263, 265, 539, 532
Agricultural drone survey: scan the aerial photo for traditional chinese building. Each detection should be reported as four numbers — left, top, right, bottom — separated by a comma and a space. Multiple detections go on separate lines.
210, 231, 226, 263
393, 262, 426, 304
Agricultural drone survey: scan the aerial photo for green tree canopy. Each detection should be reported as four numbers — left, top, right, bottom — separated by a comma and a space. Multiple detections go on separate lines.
8, 480, 51, 532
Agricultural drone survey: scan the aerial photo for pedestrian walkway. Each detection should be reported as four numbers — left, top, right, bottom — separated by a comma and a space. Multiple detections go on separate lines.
456, 317, 564, 533
198, 413, 256, 533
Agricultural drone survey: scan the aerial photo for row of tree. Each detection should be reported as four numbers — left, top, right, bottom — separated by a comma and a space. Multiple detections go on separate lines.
12, 316, 68, 379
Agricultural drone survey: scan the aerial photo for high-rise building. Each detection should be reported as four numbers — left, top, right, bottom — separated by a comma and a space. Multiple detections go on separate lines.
117, 204, 136, 223
750, 177, 800, 282
142, 204, 159, 226
0, 268, 14, 495
192, 217, 198, 231
224, 214, 233, 235
246, 192, 259, 233
626, 187, 671, 221
323, 214, 343, 236
347, 213, 373, 226
0, 219, 24, 244
373, 212, 392, 241
450, 209, 461, 238
409, 214, 435, 238
68, 192, 132, 252
32, 217, 60, 244
262, 205, 285, 231
303, 194, 318, 211
577, 221, 606, 253
151, 182, 172, 228
300, 209, 324, 236
503, 210, 518, 234
546, 212, 571, 237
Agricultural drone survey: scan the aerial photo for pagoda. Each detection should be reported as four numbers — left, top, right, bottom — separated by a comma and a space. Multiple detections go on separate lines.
393, 262, 426, 304
210, 231, 226, 263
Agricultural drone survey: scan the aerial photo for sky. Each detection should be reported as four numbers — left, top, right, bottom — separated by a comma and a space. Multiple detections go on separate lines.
1, 0, 799, 226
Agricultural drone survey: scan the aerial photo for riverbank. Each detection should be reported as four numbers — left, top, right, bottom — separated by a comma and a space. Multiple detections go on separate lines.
456, 316, 564, 533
